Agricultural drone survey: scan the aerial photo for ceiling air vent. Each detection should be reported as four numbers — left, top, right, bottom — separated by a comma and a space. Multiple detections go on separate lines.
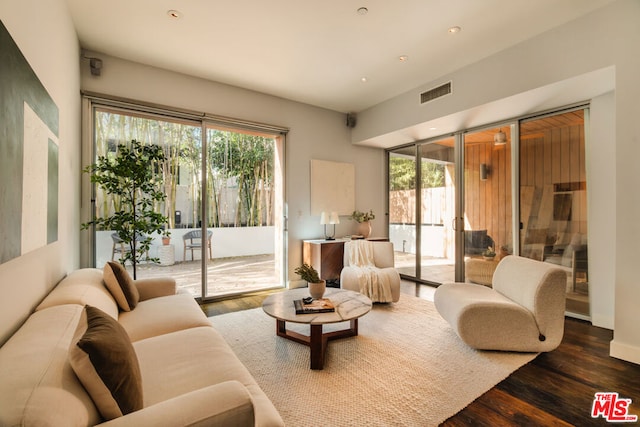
420, 81, 452, 104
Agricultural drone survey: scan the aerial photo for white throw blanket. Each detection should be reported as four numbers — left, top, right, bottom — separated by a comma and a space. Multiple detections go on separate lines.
348, 240, 393, 303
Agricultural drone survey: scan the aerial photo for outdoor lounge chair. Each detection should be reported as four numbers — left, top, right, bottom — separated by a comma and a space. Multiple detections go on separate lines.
110, 231, 149, 262
182, 229, 213, 261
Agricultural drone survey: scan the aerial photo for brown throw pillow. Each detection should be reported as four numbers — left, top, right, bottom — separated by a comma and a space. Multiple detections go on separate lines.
103, 261, 140, 311
69, 305, 143, 420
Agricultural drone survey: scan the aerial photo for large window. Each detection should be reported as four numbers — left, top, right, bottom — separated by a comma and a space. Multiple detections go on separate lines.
387, 106, 589, 318
84, 98, 286, 300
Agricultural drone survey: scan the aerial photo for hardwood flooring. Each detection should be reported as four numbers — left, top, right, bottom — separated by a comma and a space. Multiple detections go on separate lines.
201, 283, 640, 426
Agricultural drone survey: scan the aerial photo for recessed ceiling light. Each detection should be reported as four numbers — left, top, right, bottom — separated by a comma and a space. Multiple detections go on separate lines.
399, 55, 409, 62
448, 26, 461, 34
167, 9, 182, 19
361, 77, 368, 83
357, 7, 368, 15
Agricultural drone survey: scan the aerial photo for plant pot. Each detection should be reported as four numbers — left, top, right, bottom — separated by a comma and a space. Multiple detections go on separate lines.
308, 280, 326, 300
162, 237, 171, 245
356, 221, 372, 239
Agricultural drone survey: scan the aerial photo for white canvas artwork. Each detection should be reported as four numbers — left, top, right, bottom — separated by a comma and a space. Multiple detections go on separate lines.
310, 159, 355, 216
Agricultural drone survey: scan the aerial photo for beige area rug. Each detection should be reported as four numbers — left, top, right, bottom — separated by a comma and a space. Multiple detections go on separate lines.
210, 294, 537, 426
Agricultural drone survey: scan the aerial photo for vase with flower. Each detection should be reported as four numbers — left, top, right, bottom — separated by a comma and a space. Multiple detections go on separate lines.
349, 209, 375, 239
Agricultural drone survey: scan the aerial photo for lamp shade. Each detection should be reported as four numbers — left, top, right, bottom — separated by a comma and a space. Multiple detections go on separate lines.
329, 211, 340, 225
320, 211, 328, 225
320, 211, 339, 240
494, 129, 507, 145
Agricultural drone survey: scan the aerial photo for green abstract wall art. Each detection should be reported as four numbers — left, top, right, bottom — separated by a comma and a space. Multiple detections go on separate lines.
0, 20, 59, 264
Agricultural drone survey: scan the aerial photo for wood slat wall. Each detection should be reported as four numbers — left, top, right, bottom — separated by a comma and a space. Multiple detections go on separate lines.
464, 121, 585, 256
520, 123, 587, 245
389, 112, 585, 258
464, 142, 512, 251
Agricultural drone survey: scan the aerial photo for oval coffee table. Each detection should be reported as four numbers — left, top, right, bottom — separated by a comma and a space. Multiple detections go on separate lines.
262, 288, 372, 370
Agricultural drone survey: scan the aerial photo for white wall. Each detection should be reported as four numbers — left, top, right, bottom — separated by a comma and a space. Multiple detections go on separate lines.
79, 54, 386, 285
588, 91, 615, 329
0, 0, 81, 345
354, 0, 640, 364
96, 227, 275, 266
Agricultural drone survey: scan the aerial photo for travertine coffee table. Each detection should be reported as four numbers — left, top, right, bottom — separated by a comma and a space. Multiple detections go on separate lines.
262, 288, 372, 370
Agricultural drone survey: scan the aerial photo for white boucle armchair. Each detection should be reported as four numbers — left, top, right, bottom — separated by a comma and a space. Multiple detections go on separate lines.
340, 240, 401, 303
434, 255, 567, 352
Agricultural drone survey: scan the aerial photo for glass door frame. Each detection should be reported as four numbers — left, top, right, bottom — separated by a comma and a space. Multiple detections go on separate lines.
387, 104, 590, 319
199, 121, 288, 302
458, 123, 518, 282
388, 123, 519, 285
80, 94, 289, 301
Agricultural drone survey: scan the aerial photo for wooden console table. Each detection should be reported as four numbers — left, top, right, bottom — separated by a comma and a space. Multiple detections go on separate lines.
302, 239, 348, 283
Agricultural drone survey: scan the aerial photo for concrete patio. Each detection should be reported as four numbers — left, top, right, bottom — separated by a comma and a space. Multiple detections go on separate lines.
130, 254, 281, 299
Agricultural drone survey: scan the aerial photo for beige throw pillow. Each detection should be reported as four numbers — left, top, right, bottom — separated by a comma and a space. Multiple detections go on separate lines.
69, 305, 143, 420
103, 261, 140, 311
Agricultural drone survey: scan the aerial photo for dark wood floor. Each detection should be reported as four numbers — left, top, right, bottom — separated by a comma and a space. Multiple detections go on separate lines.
201, 284, 640, 426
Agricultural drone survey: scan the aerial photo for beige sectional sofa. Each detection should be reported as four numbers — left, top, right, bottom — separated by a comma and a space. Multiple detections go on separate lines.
0, 267, 284, 426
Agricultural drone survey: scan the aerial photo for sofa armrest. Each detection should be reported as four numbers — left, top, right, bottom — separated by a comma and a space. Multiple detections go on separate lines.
134, 277, 177, 301
98, 381, 254, 427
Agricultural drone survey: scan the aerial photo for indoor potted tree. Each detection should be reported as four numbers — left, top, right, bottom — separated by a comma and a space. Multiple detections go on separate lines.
82, 139, 169, 279
294, 263, 325, 299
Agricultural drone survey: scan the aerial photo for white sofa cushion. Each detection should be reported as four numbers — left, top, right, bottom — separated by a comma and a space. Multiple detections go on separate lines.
96, 381, 255, 427
70, 305, 143, 420
36, 269, 119, 319
0, 304, 101, 427
118, 294, 212, 342
133, 326, 284, 427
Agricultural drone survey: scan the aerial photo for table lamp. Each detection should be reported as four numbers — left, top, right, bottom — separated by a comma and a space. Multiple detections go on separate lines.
320, 211, 340, 240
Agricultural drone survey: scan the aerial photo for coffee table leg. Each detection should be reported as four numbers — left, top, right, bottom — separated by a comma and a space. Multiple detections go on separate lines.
274, 319, 360, 370
276, 319, 286, 336
310, 324, 325, 370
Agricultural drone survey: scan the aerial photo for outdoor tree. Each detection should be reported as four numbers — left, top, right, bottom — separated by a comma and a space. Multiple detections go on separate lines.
208, 130, 274, 227
83, 139, 168, 279
389, 157, 445, 224
93, 111, 276, 233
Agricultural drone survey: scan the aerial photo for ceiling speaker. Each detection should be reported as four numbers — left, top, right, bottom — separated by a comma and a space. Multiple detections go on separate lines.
89, 58, 103, 76
346, 113, 357, 128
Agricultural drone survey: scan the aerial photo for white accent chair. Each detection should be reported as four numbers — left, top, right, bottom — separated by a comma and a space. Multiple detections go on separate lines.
434, 255, 567, 352
340, 240, 401, 303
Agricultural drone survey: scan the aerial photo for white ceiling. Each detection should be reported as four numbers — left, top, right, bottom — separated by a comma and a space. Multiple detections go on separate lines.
65, 0, 614, 113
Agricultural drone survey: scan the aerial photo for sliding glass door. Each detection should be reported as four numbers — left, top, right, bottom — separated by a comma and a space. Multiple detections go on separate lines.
519, 109, 589, 317
92, 107, 206, 296
388, 137, 456, 284
203, 125, 284, 298
86, 99, 286, 300
388, 107, 590, 318
462, 126, 513, 285
418, 139, 456, 283
388, 146, 417, 278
